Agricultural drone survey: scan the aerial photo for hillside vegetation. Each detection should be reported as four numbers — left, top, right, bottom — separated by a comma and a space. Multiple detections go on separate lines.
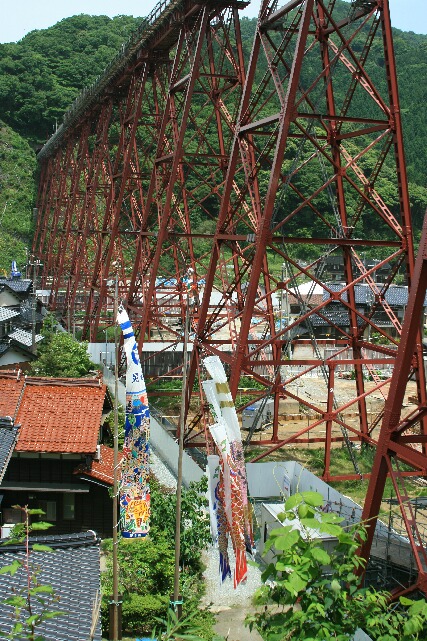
0, 14, 141, 142
0, 8, 427, 271
0, 121, 36, 273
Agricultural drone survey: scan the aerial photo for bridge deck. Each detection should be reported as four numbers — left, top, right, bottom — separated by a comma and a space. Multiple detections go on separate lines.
37, 0, 248, 162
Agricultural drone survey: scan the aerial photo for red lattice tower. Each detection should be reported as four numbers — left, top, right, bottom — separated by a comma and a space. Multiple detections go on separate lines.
34, 0, 248, 344
359, 210, 427, 596
180, 0, 427, 479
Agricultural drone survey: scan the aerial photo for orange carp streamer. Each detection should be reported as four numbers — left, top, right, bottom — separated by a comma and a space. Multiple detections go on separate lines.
203, 356, 253, 587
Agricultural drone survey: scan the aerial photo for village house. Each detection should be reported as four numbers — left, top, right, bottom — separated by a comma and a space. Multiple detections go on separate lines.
0, 277, 33, 308
0, 274, 45, 369
0, 371, 115, 539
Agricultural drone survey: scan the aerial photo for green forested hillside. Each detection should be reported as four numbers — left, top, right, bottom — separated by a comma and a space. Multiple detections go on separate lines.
0, 14, 142, 271
0, 121, 36, 272
0, 14, 141, 141
0, 9, 427, 271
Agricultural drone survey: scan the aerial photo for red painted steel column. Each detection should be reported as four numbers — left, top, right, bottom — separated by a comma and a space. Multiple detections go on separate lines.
229, 0, 315, 396
64, 100, 114, 327
360, 211, 427, 596
380, 0, 427, 439
82, 65, 150, 340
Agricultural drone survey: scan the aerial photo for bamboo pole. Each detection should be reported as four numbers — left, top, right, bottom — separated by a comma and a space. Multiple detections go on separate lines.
112, 274, 120, 640
172, 298, 190, 616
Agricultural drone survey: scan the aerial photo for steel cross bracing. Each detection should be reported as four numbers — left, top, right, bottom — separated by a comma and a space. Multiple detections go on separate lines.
35, 0, 249, 344
34, 0, 426, 484
359, 211, 427, 597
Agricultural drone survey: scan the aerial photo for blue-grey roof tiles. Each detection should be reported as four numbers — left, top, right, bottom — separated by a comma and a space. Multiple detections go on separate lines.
8, 329, 44, 347
0, 308, 20, 322
304, 310, 364, 327
0, 419, 18, 482
323, 283, 371, 305
384, 287, 409, 306
0, 531, 101, 641
0, 279, 32, 294
323, 284, 427, 307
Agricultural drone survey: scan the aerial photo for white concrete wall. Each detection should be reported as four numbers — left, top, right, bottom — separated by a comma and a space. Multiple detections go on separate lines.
247, 461, 408, 548
0, 347, 31, 367
101, 364, 203, 488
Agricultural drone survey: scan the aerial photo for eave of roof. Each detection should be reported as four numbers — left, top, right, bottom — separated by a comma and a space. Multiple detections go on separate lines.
75, 444, 122, 487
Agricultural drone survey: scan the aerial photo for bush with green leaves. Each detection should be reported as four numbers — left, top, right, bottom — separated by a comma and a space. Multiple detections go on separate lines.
120, 593, 169, 637
247, 490, 427, 641
149, 477, 211, 572
151, 608, 223, 641
0, 506, 64, 641
102, 535, 175, 600
30, 331, 96, 377
101, 478, 213, 638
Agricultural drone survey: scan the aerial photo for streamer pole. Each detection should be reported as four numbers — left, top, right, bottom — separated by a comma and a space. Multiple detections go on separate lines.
172, 297, 190, 616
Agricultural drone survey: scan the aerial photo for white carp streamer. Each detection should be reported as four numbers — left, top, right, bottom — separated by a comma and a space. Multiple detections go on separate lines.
203, 356, 253, 587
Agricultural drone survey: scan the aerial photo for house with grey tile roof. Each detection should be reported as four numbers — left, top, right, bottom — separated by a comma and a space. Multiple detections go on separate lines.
0, 278, 32, 296
0, 530, 101, 641
0, 284, 25, 308
0, 341, 37, 370
0, 308, 20, 340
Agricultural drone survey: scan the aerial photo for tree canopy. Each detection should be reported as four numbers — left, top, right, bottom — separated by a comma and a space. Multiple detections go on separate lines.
30, 330, 95, 377
0, 14, 141, 142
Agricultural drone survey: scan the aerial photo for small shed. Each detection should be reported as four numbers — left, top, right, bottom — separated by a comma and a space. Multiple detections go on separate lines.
259, 502, 336, 566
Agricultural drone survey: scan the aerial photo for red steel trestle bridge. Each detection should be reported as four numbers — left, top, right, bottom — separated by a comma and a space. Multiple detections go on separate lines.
34, 0, 427, 594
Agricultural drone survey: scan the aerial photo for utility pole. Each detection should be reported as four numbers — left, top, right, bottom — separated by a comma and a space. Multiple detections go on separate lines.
28, 257, 43, 354
112, 273, 120, 641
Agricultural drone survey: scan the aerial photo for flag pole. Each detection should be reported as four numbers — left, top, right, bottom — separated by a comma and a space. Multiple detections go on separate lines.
172, 297, 190, 616
112, 273, 120, 640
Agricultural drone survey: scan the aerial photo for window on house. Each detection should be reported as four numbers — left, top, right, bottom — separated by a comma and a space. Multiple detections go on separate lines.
63, 494, 75, 520
38, 500, 57, 522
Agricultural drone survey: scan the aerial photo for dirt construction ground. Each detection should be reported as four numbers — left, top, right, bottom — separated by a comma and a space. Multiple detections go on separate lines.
245, 377, 419, 447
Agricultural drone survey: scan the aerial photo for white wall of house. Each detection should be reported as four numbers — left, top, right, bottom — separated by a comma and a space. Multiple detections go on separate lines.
0, 347, 32, 367
0, 291, 20, 307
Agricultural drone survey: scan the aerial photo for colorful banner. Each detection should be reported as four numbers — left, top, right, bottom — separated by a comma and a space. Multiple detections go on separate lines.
117, 305, 150, 537
203, 356, 253, 587
207, 452, 231, 582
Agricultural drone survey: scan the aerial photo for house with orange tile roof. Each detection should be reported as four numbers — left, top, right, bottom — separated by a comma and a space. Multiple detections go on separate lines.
0, 371, 115, 538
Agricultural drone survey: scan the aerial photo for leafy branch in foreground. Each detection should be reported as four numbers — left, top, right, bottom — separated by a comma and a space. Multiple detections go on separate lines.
0, 505, 65, 641
246, 490, 427, 641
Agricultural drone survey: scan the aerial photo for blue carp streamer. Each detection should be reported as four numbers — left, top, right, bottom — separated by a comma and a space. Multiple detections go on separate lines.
117, 305, 150, 537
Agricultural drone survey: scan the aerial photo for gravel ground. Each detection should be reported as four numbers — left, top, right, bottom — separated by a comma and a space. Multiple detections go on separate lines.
200, 544, 263, 640
150, 450, 263, 638
150, 448, 177, 489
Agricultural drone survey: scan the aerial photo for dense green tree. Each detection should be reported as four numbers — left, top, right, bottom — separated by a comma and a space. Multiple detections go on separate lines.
0, 15, 141, 142
30, 332, 95, 377
247, 491, 427, 641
